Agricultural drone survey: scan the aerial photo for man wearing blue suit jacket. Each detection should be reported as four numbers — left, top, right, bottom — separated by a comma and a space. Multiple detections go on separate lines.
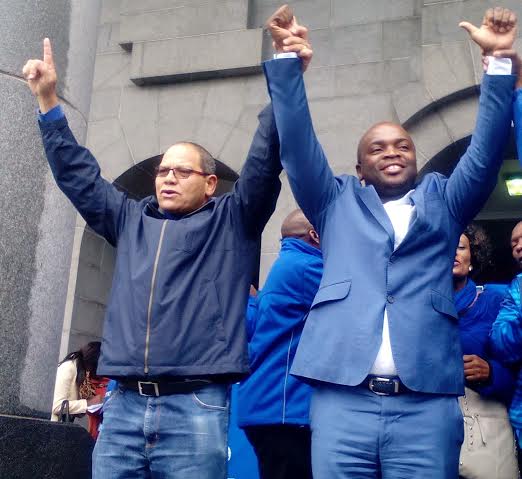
263, 5, 519, 478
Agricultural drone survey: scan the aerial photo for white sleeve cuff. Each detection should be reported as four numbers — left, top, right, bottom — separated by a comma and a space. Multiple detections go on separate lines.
273, 52, 298, 59
487, 56, 512, 75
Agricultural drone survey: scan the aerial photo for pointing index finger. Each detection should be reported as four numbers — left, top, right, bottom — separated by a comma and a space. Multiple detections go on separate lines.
43, 38, 54, 67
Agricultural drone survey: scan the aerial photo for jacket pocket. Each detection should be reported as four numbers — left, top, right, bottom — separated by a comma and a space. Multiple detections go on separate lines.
431, 290, 458, 320
311, 280, 351, 309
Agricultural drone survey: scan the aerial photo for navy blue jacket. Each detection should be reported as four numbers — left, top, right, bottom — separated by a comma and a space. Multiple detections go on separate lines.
264, 57, 515, 394
39, 105, 281, 379
237, 238, 323, 426
455, 280, 516, 404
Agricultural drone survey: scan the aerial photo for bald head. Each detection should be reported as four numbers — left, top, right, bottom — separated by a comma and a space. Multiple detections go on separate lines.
281, 209, 319, 247
357, 122, 413, 164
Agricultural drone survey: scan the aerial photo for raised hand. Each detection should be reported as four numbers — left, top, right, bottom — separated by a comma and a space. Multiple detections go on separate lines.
22, 38, 59, 113
460, 7, 517, 54
266, 4, 297, 52
266, 5, 313, 71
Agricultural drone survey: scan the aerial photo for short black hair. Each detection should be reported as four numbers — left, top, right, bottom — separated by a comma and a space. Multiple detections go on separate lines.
463, 223, 492, 279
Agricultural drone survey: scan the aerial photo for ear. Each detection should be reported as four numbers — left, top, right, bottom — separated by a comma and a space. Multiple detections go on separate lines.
356, 163, 363, 181
309, 229, 320, 247
205, 175, 218, 197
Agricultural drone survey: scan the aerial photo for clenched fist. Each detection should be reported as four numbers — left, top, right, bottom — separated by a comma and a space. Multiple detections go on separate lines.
460, 7, 517, 54
22, 38, 59, 113
265, 5, 313, 71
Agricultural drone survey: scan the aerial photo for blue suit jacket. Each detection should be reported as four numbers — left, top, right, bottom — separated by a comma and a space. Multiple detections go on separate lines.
263, 58, 515, 395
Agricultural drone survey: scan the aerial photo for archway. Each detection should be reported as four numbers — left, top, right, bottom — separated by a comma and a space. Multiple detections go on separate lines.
419, 131, 522, 284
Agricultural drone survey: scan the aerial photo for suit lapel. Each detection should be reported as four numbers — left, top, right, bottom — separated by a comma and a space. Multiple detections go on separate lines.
356, 186, 395, 246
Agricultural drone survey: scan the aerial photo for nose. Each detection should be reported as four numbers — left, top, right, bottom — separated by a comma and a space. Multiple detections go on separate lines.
383, 145, 400, 158
164, 169, 179, 183
516, 241, 522, 253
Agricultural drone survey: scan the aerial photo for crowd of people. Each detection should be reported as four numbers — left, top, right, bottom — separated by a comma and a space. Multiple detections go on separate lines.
22, 3, 522, 479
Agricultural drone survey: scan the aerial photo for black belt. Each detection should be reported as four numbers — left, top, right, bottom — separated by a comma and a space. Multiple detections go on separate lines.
362, 375, 408, 396
119, 379, 213, 397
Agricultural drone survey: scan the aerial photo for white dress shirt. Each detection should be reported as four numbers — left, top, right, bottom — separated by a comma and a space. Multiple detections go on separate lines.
370, 190, 415, 375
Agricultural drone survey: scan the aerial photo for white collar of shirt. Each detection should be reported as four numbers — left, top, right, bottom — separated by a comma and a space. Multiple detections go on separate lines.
382, 189, 415, 250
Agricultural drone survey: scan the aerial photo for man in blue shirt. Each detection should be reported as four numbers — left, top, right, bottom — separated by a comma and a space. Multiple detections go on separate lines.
22, 39, 282, 479
238, 209, 322, 479
490, 219, 522, 471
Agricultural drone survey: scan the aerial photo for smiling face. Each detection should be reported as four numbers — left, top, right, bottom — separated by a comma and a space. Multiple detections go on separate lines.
511, 221, 522, 269
155, 143, 217, 215
356, 122, 417, 201
453, 234, 472, 280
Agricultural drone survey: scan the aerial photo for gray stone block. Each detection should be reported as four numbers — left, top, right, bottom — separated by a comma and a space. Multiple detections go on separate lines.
422, 0, 490, 45
383, 17, 421, 60
92, 51, 133, 90
438, 94, 478, 143
203, 77, 248, 125
71, 297, 106, 338
422, 42, 475, 102
120, 0, 197, 15
86, 118, 134, 181
119, 0, 248, 48
96, 22, 122, 55
329, 23, 383, 67
119, 86, 160, 162
88, 87, 121, 122
407, 111, 453, 163
194, 118, 234, 161
331, 0, 416, 27
220, 127, 257, 173
100, 0, 121, 24
130, 29, 264, 85
392, 81, 434, 124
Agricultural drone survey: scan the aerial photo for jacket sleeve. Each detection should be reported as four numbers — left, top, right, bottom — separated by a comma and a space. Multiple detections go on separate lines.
443, 74, 515, 227
231, 104, 282, 237
263, 58, 342, 225
514, 89, 522, 160
39, 115, 128, 247
473, 358, 516, 403
51, 361, 88, 417
490, 277, 522, 364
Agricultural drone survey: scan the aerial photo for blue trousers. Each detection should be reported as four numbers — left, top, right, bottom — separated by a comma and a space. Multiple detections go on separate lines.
310, 384, 463, 479
92, 384, 230, 479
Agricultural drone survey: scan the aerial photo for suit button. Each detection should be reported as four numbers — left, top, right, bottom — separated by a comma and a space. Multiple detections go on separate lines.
387, 295, 395, 304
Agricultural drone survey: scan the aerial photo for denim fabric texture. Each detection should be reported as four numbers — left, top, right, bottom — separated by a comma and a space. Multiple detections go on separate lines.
93, 384, 230, 479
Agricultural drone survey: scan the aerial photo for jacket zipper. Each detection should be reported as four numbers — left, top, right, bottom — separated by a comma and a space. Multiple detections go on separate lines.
144, 220, 168, 374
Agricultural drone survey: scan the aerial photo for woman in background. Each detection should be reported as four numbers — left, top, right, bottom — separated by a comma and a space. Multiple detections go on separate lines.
51, 341, 108, 439
453, 223, 518, 478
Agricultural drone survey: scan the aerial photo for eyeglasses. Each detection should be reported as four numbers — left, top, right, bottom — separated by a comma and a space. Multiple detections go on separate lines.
155, 166, 210, 179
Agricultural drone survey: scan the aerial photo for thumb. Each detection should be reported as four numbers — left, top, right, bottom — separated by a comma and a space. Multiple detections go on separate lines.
459, 21, 479, 36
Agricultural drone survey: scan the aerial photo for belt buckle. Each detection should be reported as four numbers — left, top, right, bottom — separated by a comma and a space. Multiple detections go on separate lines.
138, 381, 160, 397
368, 376, 399, 396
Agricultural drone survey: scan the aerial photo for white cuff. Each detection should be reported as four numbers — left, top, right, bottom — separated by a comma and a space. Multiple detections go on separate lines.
487, 56, 512, 75
273, 52, 298, 60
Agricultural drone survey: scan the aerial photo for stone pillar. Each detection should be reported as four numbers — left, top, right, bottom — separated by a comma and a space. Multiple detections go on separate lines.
0, 0, 101, 419
0, 0, 100, 431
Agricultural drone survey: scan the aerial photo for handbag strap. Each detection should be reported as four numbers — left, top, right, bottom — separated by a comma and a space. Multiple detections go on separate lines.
59, 399, 71, 423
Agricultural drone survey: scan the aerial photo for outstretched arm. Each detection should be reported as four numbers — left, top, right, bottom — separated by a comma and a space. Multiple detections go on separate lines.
263, 6, 340, 224
23, 39, 127, 246
445, 8, 517, 226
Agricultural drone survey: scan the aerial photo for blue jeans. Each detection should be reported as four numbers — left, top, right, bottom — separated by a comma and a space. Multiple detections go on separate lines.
310, 384, 463, 479
93, 383, 230, 479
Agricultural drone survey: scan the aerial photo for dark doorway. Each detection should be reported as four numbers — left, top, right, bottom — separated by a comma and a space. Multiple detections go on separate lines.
419, 129, 522, 285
